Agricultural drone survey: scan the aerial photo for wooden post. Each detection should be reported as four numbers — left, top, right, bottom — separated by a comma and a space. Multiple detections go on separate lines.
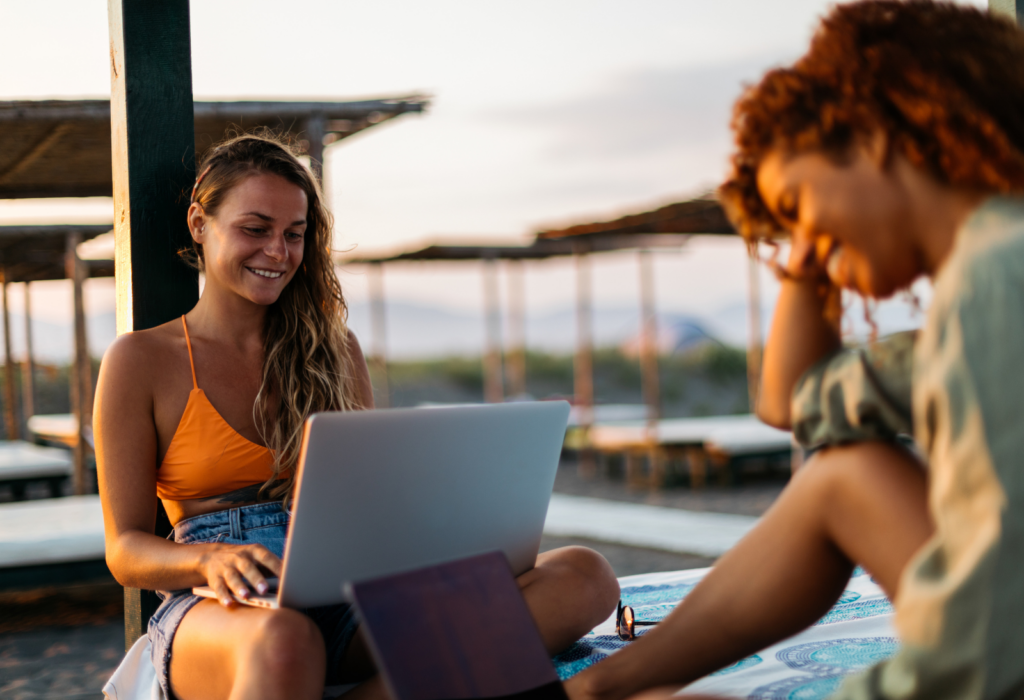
1, 272, 18, 441
505, 259, 527, 398
482, 256, 504, 403
746, 245, 763, 413
21, 282, 34, 426
66, 232, 90, 495
991, 0, 1024, 24
109, 0, 199, 651
638, 249, 663, 489
305, 113, 326, 185
368, 262, 390, 408
573, 243, 595, 475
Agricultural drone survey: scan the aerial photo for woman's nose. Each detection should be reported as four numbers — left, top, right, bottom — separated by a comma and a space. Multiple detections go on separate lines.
264, 232, 287, 261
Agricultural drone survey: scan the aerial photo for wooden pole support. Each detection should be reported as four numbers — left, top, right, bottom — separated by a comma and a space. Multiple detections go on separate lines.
109, 0, 200, 651
66, 232, 90, 495
21, 282, 34, 426
305, 113, 326, 185
482, 257, 504, 404
505, 259, 527, 398
368, 262, 390, 408
1, 273, 18, 441
746, 245, 763, 413
573, 244, 596, 476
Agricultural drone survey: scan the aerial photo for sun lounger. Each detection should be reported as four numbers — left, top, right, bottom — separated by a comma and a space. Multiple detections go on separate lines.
28, 413, 94, 449
587, 415, 792, 488
0, 494, 108, 589
0, 440, 74, 500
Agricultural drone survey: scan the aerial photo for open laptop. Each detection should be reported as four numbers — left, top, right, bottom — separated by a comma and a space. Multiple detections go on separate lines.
194, 401, 570, 609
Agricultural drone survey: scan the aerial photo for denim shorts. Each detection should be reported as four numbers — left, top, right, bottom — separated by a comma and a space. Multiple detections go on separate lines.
147, 501, 359, 699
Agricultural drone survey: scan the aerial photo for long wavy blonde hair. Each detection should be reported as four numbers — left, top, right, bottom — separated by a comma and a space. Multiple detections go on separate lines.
185, 133, 363, 501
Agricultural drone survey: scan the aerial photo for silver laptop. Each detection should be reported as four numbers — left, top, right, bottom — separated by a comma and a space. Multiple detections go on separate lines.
194, 401, 570, 609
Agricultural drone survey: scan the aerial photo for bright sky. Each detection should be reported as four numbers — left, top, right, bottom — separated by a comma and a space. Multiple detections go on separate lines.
0, 0, 987, 353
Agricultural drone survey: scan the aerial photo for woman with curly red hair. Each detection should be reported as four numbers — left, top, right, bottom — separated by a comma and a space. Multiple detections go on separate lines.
566, 2, 1024, 698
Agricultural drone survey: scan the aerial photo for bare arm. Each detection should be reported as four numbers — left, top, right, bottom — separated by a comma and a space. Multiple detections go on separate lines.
94, 333, 278, 604
757, 275, 841, 430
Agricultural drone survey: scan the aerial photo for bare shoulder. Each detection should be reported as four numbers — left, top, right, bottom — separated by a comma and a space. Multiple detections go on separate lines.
98, 318, 186, 390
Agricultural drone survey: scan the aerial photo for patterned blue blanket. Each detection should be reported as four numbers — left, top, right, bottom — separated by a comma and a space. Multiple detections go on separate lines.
553, 567, 896, 699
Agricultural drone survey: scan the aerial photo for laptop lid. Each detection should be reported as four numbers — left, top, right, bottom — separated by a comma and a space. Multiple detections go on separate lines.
278, 401, 570, 609
347, 551, 567, 700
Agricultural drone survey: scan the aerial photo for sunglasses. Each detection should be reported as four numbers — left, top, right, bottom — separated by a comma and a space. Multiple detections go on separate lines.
616, 600, 659, 641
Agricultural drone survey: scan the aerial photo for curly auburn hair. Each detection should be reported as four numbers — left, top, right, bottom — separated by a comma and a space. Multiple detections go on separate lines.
719, 0, 1024, 241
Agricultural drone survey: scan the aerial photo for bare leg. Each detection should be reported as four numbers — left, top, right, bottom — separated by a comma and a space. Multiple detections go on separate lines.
565, 441, 933, 700
518, 545, 621, 654
170, 601, 326, 700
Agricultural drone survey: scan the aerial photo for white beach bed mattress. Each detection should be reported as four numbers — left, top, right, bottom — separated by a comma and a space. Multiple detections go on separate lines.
104, 566, 894, 700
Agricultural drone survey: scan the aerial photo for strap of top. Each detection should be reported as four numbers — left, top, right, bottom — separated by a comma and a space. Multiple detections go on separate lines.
181, 316, 198, 390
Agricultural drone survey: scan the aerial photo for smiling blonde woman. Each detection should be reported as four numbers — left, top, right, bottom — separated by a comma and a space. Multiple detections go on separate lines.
95, 134, 619, 700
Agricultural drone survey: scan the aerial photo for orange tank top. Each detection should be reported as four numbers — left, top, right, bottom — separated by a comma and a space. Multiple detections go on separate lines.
156, 317, 278, 501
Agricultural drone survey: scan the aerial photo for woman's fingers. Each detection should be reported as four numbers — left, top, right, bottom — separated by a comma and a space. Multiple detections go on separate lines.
237, 554, 271, 596
223, 567, 252, 601
211, 575, 236, 608
248, 544, 283, 577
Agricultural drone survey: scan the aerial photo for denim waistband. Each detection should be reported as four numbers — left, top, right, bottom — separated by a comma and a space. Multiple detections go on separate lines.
174, 501, 289, 544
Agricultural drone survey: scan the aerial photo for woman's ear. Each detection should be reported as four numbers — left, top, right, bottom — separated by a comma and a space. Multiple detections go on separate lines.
187, 203, 206, 242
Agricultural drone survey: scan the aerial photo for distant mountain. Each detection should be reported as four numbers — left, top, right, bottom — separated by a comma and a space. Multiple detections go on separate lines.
344, 300, 742, 359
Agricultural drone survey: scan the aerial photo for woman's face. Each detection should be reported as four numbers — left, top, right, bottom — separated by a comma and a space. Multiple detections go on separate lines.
192, 172, 308, 307
755, 143, 924, 298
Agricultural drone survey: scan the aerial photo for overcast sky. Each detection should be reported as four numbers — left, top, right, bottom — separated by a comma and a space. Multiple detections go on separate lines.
0, 0, 985, 354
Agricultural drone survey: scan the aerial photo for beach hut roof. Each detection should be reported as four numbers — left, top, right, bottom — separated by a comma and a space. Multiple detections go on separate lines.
0, 97, 429, 199
0, 225, 113, 282
536, 194, 735, 240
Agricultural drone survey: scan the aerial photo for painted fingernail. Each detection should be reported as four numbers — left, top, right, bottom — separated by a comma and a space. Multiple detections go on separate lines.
257, 582, 268, 595
221, 597, 232, 606
239, 588, 249, 599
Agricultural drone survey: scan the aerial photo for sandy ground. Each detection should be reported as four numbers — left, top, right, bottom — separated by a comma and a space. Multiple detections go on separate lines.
0, 462, 788, 699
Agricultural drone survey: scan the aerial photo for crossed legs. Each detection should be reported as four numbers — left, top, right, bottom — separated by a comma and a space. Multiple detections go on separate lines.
168, 545, 618, 700
565, 440, 934, 700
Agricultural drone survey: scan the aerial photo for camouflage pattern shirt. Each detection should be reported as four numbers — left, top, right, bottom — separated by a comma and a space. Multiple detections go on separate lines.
791, 196, 1024, 700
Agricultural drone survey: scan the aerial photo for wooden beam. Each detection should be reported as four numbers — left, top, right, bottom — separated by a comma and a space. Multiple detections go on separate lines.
505, 260, 527, 398
1, 273, 18, 441
0, 122, 73, 185
109, 0, 199, 651
573, 244, 596, 476
305, 114, 326, 185
482, 257, 504, 403
21, 282, 34, 424
638, 250, 661, 426
367, 262, 390, 408
746, 246, 763, 412
65, 232, 89, 495
639, 250, 663, 490
109, 0, 199, 335
991, 0, 1024, 24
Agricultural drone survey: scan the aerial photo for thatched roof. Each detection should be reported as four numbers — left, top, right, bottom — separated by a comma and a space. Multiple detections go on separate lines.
0, 225, 113, 282
0, 97, 429, 199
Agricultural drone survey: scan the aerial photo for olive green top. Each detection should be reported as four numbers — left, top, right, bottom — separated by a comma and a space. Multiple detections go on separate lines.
791, 196, 1024, 700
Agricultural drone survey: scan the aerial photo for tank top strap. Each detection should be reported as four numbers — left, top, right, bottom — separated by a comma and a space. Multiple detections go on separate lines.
181, 316, 198, 390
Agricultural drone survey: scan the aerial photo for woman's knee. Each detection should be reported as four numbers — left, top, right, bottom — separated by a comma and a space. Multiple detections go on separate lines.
795, 440, 926, 504
243, 609, 326, 680
543, 546, 620, 612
